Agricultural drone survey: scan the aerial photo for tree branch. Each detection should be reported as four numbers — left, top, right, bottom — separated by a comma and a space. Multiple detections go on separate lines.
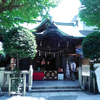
8, 0, 15, 11
0, 3, 28, 14
7, 0, 15, 7
19, 57, 27, 60
0, 0, 7, 9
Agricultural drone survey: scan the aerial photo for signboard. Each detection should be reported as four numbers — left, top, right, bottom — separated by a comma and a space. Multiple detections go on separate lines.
94, 63, 100, 92
82, 65, 90, 76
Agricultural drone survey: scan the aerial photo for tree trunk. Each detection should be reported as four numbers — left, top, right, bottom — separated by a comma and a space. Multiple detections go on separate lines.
16, 54, 19, 68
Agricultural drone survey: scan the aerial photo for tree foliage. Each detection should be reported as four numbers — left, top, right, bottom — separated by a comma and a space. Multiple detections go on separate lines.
0, 0, 60, 30
3, 27, 37, 67
82, 31, 100, 61
79, 0, 100, 29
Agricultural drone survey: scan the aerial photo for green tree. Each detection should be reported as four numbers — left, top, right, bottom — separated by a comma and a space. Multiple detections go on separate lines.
82, 31, 99, 94
79, 0, 100, 29
82, 31, 100, 62
3, 27, 37, 68
0, 0, 60, 30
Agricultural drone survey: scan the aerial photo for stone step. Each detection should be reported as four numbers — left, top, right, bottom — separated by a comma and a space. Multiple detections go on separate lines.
31, 86, 82, 92
32, 86, 80, 89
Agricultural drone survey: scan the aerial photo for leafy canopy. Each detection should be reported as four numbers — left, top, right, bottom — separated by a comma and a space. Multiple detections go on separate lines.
79, 0, 100, 29
0, 0, 60, 30
82, 31, 100, 61
3, 27, 37, 59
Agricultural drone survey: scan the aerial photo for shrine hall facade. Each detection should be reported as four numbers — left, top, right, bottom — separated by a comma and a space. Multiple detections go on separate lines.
19, 19, 84, 80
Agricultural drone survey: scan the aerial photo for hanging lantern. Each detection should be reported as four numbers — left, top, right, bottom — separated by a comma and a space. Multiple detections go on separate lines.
40, 41, 42, 46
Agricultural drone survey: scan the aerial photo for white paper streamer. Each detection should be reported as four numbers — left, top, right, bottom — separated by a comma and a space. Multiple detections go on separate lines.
39, 51, 41, 56
67, 42, 69, 47
40, 41, 42, 46
45, 53, 46, 57
54, 53, 55, 57
58, 42, 60, 47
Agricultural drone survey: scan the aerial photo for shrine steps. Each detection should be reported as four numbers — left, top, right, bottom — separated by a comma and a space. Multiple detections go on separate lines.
30, 86, 82, 92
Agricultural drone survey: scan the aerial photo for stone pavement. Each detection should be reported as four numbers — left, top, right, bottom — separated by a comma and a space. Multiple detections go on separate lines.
0, 91, 100, 100
1, 80, 100, 100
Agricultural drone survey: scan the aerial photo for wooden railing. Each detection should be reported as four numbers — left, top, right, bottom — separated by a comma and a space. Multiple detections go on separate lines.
4, 70, 29, 87
0, 65, 33, 95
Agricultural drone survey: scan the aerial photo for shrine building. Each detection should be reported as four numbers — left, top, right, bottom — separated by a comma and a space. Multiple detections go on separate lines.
19, 19, 85, 81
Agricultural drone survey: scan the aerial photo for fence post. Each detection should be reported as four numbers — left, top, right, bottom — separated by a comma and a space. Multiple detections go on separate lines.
88, 76, 90, 92
28, 65, 33, 91
0, 67, 5, 87
23, 74, 26, 96
93, 78, 95, 94
79, 66, 82, 86
8, 78, 11, 96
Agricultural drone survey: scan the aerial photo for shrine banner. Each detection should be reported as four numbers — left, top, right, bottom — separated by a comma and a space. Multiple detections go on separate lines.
44, 70, 58, 80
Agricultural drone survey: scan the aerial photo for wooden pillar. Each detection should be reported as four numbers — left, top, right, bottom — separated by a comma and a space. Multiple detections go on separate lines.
62, 53, 66, 79
56, 53, 61, 69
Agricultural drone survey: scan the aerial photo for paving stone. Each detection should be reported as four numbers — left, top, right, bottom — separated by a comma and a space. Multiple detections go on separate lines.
49, 92, 60, 96
32, 93, 41, 96
46, 96, 78, 100
76, 97, 94, 100
40, 93, 50, 97
68, 92, 79, 95
58, 92, 71, 96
